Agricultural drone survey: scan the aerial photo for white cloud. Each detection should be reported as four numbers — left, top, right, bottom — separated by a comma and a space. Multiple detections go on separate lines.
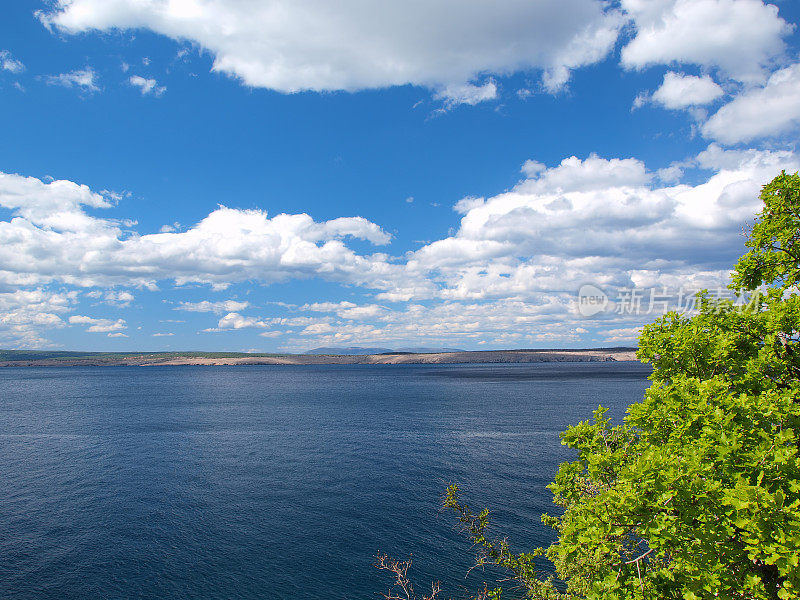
657, 164, 684, 183
214, 192, 780, 347
0, 289, 78, 315
518, 154, 653, 193
160, 222, 181, 233
129, 75, 166, 96
0, 289, 77, 347
258, 330, 282, 338
600, 326, 644, 342
69, 315, 127, 333
216, 312, 270, 330
631, 92, 649, 110
45, 67, 100, 92
303, 301, 357, 312
177, 300, 250, 314
40, 0, 623, 94
272, 298, 590, 351
250, 145, 800, 350
702, 62, 800, 144
406, 146, 799, 303
0, 50, 25, 74
435, 80, 498, 109
541, 11, 626, 92
649, 72, 724, 109
106, 290, 134, 306
620, 0, 793, 83
0, 172, 406, 294
152, 332, 174, 337
302, 301, 387, 320
87, 290, 135, 307
4, 145, 798, 348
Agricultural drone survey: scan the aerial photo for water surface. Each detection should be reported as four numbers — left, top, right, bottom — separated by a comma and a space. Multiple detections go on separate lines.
0, 362, 651, 599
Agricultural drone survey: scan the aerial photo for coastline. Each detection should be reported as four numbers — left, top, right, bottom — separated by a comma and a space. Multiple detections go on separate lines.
0, 348, 638, 367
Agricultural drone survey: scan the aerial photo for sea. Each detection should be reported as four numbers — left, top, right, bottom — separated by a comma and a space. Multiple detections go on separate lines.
0, 362, 651, 599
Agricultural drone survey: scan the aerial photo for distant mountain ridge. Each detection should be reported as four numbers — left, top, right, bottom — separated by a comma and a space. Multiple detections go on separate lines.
303, 347, 393, 355
303, 346, 465, 355
0, 347, 640, 367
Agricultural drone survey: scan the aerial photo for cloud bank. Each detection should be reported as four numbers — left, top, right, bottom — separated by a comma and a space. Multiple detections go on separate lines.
40, 0, 623, 94
0, 172, 397, 291
620, 0, 792, 83
703, 63, 800, 144
2, 142, 797, 348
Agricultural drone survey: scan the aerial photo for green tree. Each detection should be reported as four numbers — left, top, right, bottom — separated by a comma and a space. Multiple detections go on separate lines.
442, 172, 800, 599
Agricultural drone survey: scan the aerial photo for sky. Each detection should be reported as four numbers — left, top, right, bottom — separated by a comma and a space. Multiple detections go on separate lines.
1, 0, 800, 353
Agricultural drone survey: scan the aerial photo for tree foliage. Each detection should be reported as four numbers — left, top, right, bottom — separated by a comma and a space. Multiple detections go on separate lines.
441, 172, 800, 599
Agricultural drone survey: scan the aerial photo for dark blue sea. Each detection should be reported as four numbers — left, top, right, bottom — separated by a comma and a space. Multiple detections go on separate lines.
0, 362, 651, 599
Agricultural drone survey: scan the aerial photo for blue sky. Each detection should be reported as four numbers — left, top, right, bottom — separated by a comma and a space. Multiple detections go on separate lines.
1, 0, 799, 352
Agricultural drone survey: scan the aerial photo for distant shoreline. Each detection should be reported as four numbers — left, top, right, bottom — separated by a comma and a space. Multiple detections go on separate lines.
0, 348, 638, 367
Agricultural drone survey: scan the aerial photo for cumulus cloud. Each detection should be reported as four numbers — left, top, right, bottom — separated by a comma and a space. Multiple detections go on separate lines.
435, 80, 498, 109
541, 11, 626, 92
4, 146, 797, 349
86, 290, 135, 307
0, 50, 25, 74
657, 164, 685, 183
68, 315, 127, 333
211, 311, 329, 333
208, 297, 586, 350
407, 146, 799, 302
620, 0, 792, 83
0, 289, 78, 314
39, 0, 622, 94
44, 67, 100, 92
258, 144, 795, 347
215, 312, 270, 330
129, 75, 166, 96
518, 154, 652, 193
106, 290, 134, 306
600, 326, 644, 343
0, 172, 406, 293
702, 62, 800, 144
160, 222, 181, 233
177, 300, 250, 314
648, 72, 724, 109
267, 298, 602, 351
302, 301, 387, 320
0, 289, 77, 347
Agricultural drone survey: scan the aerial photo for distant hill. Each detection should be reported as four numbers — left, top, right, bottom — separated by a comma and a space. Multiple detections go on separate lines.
0, 350, 288, 362
303, 346, 466, 355
395, 347, 464, 353
0, 347, 639, 367
303, 347, 393, 355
